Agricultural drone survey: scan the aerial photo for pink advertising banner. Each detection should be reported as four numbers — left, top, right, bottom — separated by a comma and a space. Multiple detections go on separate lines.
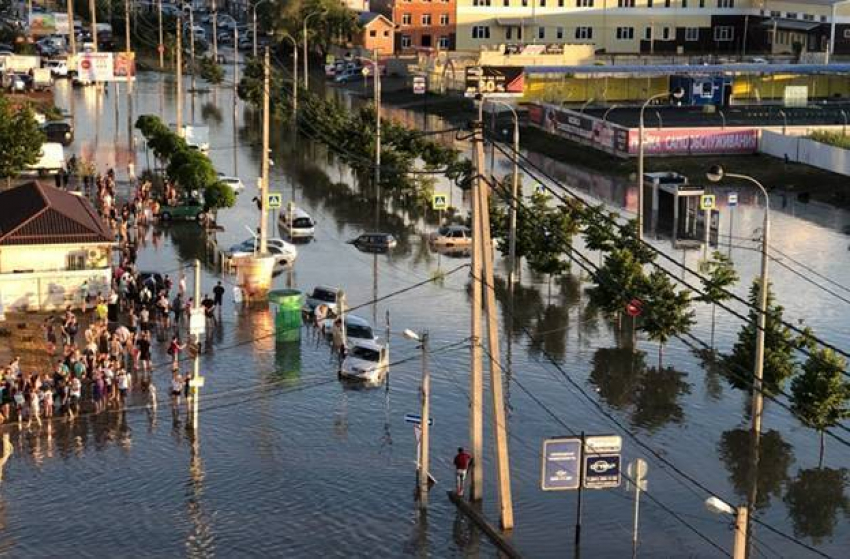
627, 128, 758, 156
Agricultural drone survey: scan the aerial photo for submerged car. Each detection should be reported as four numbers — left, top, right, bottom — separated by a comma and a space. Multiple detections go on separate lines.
339, 339, 388, 384
279, 206, 316, 239
302, 285, 343, 316
323, 314, 377, 344
228, 237, 298, 266
348, 232, 397, 252
429, 225, 472, 248
217, 174, 245, 193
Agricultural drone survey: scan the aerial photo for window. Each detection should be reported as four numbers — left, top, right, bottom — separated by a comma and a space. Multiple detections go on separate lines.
770, 10, 780, 17
473, 0, 491, 4
643, 26, 652, 40
540, 0, 546, 6
717, 0, 732, 7
538, 26, 545, 39
503, 0, 509, 5
439, 14, 449, 25
402, 13, 411, 25
438, 36, 449, 48
472, 25, 490, 39
616, 26, 634, 40
67, 253, 86, 271
558, 0, 564, 5
844, 29, 850, 39
401, 35, 411, 48
522, 0, 528, 5
422, 14, 431, 25
664, 0, 670, 6
714, 26, 733, 41
821, 15, 828, 23
617, 0, 634, 6
577, 0, 593, 5
556, 26, 564, 39
369, 30, 376, 37
661, 26, 671, 40
685, 27, 699, 41
682, 0, 687, 6
803, 14, 814, 21
699, 0, 705, 7
647, 0, 652, 6
575, 26, 593, 39
786, 12, 797, 19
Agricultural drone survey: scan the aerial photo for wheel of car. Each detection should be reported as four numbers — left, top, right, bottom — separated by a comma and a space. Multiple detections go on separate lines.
160, 211, 172, 221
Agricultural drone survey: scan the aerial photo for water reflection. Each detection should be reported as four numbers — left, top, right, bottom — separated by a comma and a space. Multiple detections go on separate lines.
784, 467, 850, 544
717, 428, 794, 511
589, 349, 691, 431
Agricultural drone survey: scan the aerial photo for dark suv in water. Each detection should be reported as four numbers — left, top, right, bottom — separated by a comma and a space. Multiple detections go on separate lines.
42, 121, 74, 145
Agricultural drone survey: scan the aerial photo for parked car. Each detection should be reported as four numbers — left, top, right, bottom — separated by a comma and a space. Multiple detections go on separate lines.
45, 59, 69, 78
228, 237, 298, 266
217, 31, 233, 45
279, 206, 315, 239
348, 232, 397, 252
42, 121, 74, 145
429, 224, 472, 248
5, 73, 26, 92
217, 174, 244, 193
334, 68, 362, 84
157, 195, 207, 222
217, 14, 237, 29
237, 36, 253, 51
302, 285, 343, 316
324, 314, 377, 344
339, 339, 389, 384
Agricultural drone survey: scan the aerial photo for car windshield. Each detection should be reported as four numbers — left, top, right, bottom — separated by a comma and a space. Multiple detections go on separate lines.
312, 289, 337, 303
347, 324, 373, 339
351, 346, 380, 362
293, 217, 313, 228
438, 226, 450, 236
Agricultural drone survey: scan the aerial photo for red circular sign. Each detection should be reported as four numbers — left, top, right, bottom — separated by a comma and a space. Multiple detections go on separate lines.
626, 299, 643, 317
157, 44, 165, 54
81, 59, 91, 70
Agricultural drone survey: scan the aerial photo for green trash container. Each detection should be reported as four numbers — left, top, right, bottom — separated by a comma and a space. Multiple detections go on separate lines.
269, 289, 303, 343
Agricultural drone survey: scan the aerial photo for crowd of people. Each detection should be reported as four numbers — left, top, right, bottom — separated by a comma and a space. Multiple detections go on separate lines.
0, 168, 220, 428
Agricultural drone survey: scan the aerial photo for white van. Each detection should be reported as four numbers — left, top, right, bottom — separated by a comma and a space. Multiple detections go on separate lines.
182, 124, 209, 154
27, 142, 65, 175
278, 206, 316, 238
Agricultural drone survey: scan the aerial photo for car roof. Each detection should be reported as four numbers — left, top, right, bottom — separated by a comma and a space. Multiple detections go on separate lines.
313, 285, 341, 293
345, 315, 371, 327
351, 339, 383, 352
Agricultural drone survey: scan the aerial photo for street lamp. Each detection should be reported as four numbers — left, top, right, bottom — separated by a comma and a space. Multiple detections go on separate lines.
483, 99, 520, 287
280, 31, 298, 118
252, 0, 269, 58
302, 9, 326, 89
705, 165, 770, 438
704, 496, 747, 559
637, 87, 684, 241
403, 328, 431, 510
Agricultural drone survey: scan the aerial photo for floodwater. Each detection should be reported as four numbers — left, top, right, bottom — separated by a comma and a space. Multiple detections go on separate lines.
2, 60, 850, 558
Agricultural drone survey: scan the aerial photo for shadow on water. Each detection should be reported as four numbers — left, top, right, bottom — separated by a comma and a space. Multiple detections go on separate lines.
784, 467, 850, 544
717, 428, 794, 511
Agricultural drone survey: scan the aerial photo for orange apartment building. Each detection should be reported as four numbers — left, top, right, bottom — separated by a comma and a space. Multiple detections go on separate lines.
371, 0, 456, 53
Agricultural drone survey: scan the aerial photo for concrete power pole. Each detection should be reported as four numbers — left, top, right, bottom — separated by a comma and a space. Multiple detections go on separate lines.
66, 0, 76, 56
418, 332, 431, 509
189, 5, 197, 103
211, 0, 218, 63
373, 48, 381, 225
232, 26, 239, 177
157, 0, 164, 68
192, 259, 202, 432
469, 116, 484, 502
259, 46, 270, 255
176, 19, 183, 136
88, 0, 98, 52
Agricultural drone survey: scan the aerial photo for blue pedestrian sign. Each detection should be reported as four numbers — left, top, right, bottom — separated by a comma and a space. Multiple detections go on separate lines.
541, 437, 582, 491
404, 413, 433, 426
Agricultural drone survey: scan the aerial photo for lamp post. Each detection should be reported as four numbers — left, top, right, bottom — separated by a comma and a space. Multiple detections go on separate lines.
705, 497, 748, 559
638, 87, 684, 241
280, 31, 298, 119
302, 9, 325, 89
252, 0, 269, 58
706, 165, 770, 438
483, 99, 520, 287
404, 328, 430, 510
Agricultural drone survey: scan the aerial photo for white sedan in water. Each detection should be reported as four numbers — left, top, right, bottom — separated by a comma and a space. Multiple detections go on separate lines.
339, 340, 389, 384
218, 174, 245, 193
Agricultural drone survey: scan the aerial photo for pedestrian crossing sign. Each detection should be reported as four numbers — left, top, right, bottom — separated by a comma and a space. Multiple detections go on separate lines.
432, 194, 448, 210
267, 192, 282, 209
700, 194, 716, 211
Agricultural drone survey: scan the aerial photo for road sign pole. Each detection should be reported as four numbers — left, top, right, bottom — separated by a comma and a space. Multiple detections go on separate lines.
575, 431, 585, 552
633, 482, 642, 554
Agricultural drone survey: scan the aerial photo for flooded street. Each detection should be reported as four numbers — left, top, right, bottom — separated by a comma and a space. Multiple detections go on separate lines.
2, 66, 849, 557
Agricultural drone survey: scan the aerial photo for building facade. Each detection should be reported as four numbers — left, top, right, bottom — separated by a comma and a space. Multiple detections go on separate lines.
454, 0, 850, 55
372, 0, 457, 53
354, 12, 396, 54
0, 182, 113, 313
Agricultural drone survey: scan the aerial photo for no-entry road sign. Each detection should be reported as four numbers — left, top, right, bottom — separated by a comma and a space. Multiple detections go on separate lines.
541, 437, 582, 491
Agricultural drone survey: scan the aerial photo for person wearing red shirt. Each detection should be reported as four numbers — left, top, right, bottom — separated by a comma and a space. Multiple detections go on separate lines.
454, 447, 472, 496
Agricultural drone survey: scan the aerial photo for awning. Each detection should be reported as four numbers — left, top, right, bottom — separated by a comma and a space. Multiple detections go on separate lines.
495, 18, 527, 26
761, 18, 821, 32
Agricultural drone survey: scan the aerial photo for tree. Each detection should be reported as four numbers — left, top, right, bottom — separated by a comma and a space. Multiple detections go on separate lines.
725, 280, 797, 396
0, 96, 45, 187
790, 347, 850, 466
204, 181, 236, 211
587, 248, 646, 326
784, 467, 850, 544
637, 268, 695, 366
697, 251, 739, 349
718, 428, 794, 511
199, 56, 224, 84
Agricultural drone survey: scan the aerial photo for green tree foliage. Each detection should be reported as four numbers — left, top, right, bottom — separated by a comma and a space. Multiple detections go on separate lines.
791, 347, 850, 466
267, 0, 359, 54
0, 95, 45, 186
725, 280, 797, 395
637, 268, 695, 365
204, 181, 237, 210
199, 56, 224, 84
784, 467, 850, 544
587, 248, 646, 318
522, 192, 580, 277
697, 251, 739, 305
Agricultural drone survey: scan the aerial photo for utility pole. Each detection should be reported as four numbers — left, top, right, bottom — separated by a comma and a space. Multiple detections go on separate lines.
302, 17, 309, 88
211, 0, 218, 63
374, 48, 381, 225
232, 25, 239, 177
189, 6, 197, 97
157, 0, 164, 68
259, 46, 270, 255
476, 106, 515, 530
733, 506, 748, 559
418, 332, 431, 510
66, 0, 76, 56
89, 0, 98, 52
469, 108, 485, 503
192, 259, 201, 432
176, 18, 183, 136
281, 33, 298, 119
125, 0, 131, 53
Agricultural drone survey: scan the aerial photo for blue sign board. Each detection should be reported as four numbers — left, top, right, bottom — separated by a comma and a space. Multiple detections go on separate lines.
404, 413, 433, 426
541, 437, 582, 491
584, 454, 621, 489
728, 193, 738, 207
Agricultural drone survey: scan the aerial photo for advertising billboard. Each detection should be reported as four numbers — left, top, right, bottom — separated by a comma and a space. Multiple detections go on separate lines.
626, 128, 758, 156
29, 12, 69, 35
464, 66, 525, 98
528, 103, 628, 155
76, 52, 136, 82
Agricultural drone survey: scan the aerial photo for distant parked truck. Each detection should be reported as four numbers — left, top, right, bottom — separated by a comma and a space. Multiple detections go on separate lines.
182, 125, 209, 154
26, 142, 66, 175
32, 67, 52, 90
